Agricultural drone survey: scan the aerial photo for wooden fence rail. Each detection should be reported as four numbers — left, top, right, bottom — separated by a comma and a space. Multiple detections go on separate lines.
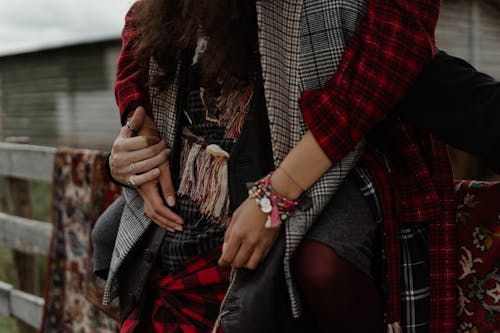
0, 143, 57, 330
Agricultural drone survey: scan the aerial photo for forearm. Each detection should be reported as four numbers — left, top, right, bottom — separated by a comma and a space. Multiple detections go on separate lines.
270, 131, 333, 200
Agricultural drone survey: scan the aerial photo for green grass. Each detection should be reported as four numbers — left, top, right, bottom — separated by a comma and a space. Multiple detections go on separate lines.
0, 314, 18, 333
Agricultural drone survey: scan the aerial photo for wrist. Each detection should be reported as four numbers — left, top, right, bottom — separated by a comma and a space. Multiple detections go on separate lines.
269, 168, 303, 201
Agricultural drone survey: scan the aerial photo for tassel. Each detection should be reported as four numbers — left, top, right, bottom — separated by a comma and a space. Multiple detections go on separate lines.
181, 141, 231, 222
269, 203, 281, 228
178, 141, 203, 197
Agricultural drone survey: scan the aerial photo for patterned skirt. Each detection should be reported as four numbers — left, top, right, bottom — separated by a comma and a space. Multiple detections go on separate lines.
120, 246, 231, 333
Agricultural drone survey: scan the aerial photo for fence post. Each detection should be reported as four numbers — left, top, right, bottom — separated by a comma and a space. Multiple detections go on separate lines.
3, 137, 38, 333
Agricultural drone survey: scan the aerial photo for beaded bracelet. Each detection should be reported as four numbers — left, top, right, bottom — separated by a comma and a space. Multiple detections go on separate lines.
248, 171, 299, 228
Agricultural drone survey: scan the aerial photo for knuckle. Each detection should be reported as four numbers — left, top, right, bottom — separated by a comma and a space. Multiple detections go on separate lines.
233, 232, 245, 241
153, 142, 164, 154
246, 263, 257, 270
248, 238, 258, 247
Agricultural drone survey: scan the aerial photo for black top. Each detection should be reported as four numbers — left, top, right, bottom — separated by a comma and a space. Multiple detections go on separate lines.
398, 51, 500, 173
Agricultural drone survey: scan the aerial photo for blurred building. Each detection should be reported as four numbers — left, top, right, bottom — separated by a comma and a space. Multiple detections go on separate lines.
0, 37, 122, 149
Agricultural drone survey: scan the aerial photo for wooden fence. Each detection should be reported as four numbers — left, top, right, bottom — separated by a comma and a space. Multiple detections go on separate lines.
0, 142, 56, 330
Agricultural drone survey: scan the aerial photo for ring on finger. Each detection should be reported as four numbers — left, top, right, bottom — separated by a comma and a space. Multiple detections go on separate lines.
129, 162, 136, 173
126, 119, 139, 132
127, 175, 139, 189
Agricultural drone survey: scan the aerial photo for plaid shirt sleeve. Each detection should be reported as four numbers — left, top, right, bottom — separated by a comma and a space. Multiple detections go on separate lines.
299, 0, 440, 164
114, 1, 148, 125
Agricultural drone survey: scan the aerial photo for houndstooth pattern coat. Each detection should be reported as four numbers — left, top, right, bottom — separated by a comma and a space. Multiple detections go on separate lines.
103, 0, 368, 317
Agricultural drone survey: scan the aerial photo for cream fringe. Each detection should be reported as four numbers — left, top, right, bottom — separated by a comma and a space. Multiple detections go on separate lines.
178, 130, 231, 223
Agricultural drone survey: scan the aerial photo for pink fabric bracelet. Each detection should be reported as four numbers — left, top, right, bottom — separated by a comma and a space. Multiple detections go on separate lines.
249, 171, 299, 228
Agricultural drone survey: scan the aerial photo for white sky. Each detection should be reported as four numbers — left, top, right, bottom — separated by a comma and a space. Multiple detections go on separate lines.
0, 0, 134, 55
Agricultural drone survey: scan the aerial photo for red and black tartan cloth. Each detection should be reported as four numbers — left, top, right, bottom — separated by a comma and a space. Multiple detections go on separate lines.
115, 1, 456, 331
120, 246, 231, 333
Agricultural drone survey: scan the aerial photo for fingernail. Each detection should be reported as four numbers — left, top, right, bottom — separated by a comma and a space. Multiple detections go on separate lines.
167, 196, 176, 207
175, 226, 183, 232
167, 227, 175, 233
152, 168, 160, 176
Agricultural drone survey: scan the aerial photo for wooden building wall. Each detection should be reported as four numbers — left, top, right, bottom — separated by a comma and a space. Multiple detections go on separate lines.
0, 40, 122, 150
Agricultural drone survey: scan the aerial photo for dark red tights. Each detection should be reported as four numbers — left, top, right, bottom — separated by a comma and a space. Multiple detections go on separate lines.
293, 240, 384, 333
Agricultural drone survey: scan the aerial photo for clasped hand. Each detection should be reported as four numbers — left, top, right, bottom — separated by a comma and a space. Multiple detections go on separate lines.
109, 106, 280, 269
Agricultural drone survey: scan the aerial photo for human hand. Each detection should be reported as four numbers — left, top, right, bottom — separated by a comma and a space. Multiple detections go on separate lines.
109, 107, 168, 186
218, 197, 280, 270
138, 179, 184, 232
109, 106, 183, 230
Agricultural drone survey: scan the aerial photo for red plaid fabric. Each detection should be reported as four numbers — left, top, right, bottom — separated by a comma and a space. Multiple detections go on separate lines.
120, 246, 231, 333
298, 1, 456, 331
114, 1, 148, 125
360, 126, 455, 332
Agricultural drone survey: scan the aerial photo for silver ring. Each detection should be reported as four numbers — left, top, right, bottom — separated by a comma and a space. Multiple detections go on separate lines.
126, 119, 138, 132
127, 175, 138, 189
129, 163, 136, 173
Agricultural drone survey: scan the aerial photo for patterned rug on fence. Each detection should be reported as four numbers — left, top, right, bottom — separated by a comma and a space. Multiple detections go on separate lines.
40, 148, 122, 333
455, 180, 500, 333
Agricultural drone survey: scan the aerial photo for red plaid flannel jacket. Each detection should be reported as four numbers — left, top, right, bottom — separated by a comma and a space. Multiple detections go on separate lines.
114, 1, 455, 331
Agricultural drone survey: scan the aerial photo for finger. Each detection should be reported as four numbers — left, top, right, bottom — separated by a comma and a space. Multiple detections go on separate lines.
116, 136, 161, 152
129, 106, 146, 131
245, 247, 266, 270
158, 163, 176, 207
219, 236, 241, 267
127, 169, 161, 187
121, 107, 144, 138
126, 141, 168, 165
223, 219, 235, 244
149, 211, 184, 232
232, 243, 254, 269
130, 149, 170, 175
140, 185, 184, 225
120, 124, 134, 139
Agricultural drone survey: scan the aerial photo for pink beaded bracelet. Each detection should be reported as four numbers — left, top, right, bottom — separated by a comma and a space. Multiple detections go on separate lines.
248, 171, 299, 228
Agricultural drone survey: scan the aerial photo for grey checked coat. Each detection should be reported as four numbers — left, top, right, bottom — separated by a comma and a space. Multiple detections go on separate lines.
103, 0, 368, 318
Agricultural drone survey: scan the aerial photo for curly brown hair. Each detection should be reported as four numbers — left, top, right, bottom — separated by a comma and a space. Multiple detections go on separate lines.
134, 0, 259, 91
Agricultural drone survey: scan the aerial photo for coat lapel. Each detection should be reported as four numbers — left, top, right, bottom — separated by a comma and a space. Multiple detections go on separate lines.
256, 0, 304, 167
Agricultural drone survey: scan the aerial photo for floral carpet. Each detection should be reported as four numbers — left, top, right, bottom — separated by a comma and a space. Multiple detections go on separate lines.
40, 148, 121, 333
455, 180, 500, 333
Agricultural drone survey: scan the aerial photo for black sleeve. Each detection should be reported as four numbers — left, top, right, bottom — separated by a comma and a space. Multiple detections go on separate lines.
398, 51, 500, 173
